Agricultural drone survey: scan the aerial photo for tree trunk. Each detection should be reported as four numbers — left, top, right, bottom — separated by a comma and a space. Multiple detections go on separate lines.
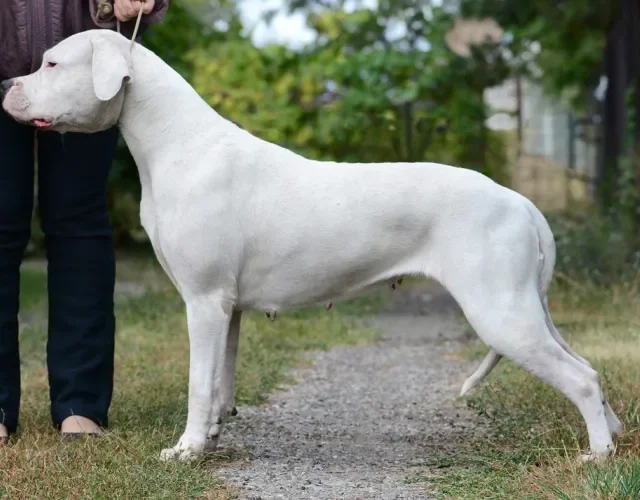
601, 19, 627, 207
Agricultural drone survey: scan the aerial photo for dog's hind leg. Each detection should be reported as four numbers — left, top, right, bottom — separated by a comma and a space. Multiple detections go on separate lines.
541, 296, 623, 436
542, 296, 592, 367
460, 298, 622, 437
205, 310, 242, 452
459, 288, 613, 461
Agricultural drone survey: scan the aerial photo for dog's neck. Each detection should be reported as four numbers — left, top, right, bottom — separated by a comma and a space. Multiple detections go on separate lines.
117, 44, 230, 178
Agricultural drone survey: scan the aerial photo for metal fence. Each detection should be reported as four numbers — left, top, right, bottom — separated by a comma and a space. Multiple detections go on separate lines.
486, 77, 603, 212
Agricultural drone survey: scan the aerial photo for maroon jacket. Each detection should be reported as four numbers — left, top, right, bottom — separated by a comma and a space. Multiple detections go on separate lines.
0, 0, 169, 80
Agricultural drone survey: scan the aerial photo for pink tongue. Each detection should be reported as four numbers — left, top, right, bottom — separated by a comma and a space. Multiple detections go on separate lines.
34, 119, 50, 127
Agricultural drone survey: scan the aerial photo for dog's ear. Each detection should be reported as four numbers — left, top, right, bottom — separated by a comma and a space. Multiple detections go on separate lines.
91, 37, 131, 101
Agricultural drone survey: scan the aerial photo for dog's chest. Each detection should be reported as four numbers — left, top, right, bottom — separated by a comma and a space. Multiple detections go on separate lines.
139, 190, 156, 241
139, 193, 182, 290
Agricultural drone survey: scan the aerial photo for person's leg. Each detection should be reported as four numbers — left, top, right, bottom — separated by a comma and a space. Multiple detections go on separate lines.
0, 111, 35, 439
37, 127, 119, 433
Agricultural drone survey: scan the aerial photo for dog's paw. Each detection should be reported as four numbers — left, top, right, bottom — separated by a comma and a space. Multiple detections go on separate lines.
579, 450, 611, 464
160, 447, 197, 461
159, 436, 205, 462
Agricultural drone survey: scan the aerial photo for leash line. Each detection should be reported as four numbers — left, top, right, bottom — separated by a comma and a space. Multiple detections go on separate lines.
95, 0, 145, 50
117, 1, 145, 51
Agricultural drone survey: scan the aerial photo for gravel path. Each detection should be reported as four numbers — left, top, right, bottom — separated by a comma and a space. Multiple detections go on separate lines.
217, 281, 488, 499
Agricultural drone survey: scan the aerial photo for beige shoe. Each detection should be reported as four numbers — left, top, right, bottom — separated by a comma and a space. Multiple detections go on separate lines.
60, 415, 103, 440
0, 423, 8, 445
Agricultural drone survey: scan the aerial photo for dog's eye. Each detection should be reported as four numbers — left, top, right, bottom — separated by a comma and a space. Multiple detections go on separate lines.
45, 61, 57, 68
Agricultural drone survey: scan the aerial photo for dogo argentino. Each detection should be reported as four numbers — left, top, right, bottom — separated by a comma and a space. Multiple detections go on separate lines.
1, 30, 622, 462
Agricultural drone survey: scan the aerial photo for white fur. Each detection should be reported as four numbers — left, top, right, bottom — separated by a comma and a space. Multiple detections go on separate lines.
2, 30, 622, 461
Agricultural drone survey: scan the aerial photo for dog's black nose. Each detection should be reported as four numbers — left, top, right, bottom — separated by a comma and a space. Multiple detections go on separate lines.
1, 79, 15, 92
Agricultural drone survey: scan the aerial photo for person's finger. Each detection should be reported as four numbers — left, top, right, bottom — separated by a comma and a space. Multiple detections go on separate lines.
114, 2, 128, 21
118, 0, 136, 19
114, 0, 153, 22
130, 0, 150, 15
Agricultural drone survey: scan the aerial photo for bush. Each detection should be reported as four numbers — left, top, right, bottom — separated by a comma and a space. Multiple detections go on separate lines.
548, 109, 640, 286
548, 211, 640, 285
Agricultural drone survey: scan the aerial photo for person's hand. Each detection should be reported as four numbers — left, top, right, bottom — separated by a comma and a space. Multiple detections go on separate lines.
114, 0, 155, 22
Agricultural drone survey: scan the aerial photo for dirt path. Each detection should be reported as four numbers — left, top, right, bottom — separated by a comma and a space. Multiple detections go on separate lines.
217, 282, 488, 499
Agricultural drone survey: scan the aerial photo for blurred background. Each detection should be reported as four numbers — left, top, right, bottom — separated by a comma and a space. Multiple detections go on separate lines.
31, 0, 640, 285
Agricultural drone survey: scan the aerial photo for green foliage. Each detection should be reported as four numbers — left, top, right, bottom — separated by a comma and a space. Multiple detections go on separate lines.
189, 40, 319, 155
549, 91, 640, 286
584, 461, 640, 499
549, 211, 640, 285
190, 2, 511, 175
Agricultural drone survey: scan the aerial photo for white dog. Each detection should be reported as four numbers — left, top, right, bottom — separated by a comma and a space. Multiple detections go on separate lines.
1, 30, 623, 461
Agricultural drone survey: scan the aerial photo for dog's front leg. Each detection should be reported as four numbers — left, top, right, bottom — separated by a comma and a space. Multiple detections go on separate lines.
205, 310, 242, 452
160, 294, 233, 461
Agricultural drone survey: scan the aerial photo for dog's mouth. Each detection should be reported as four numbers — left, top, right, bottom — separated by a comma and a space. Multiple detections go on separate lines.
32, 118, 53, 130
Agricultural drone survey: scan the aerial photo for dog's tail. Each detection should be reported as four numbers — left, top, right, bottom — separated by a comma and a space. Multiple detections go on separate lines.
459, 196, 556, 398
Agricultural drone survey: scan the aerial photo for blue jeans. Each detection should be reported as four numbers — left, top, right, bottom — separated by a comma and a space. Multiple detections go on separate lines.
0, 109, 117, 434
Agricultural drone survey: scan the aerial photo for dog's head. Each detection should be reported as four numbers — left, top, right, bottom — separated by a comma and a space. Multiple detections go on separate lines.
1, 30, 132, 134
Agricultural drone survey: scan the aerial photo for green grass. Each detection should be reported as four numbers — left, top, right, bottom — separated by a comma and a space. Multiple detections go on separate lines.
408, 282, 640, 499
1, 255, 381, 499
